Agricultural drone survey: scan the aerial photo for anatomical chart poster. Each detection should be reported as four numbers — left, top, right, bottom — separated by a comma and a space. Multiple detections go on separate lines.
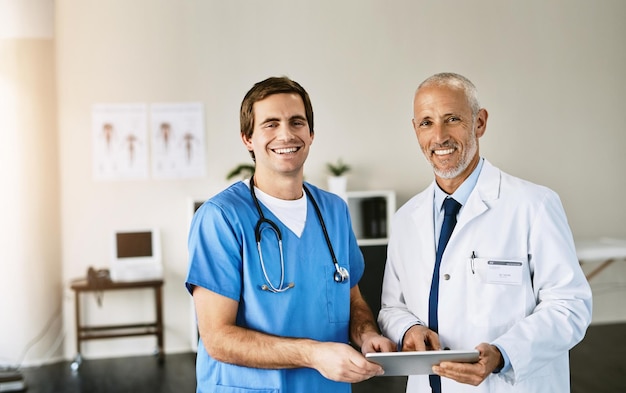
92, 103, 149, 180
150, 102, 206, 179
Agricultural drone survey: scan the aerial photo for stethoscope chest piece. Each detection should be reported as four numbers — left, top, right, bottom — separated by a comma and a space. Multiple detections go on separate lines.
334, 265, 350, 283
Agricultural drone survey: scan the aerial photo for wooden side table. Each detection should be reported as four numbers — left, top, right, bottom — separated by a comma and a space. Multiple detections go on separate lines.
576, 238, 626, 281
70, 278, 164, 370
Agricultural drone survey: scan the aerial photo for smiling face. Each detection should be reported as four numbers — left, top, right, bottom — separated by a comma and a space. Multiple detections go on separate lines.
412, 84, 488, 193
242, 93, 314, 182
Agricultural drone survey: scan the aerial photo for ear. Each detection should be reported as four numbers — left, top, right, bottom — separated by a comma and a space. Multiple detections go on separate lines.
412, 118, 423, 139
475, 108, 488, 138
241, 132, 253, 150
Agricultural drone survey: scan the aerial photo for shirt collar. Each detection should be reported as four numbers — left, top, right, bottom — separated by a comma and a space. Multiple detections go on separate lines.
434, 157, 484, 211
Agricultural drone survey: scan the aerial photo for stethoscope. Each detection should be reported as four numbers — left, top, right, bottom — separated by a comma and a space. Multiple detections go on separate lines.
249, 176, 350, 293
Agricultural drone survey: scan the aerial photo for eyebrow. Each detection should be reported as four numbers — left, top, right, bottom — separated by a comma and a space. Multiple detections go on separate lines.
259, 117, 280, 124
417, 112, 460, 120
290, 115, 307, 122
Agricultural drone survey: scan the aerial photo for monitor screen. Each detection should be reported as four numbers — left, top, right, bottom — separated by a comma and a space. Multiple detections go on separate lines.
116, 231, 153, 258
111, 229, 162, 282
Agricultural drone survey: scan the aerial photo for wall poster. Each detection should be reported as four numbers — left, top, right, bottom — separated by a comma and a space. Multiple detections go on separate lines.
150, 102, 206, 179
92, 103, 149, 181
92, 102, 206, 181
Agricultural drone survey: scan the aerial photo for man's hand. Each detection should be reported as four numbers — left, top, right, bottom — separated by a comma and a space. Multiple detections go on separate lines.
359, 332, 396, 354
401, 324, 441, 351
431, 343, 503, 386
309, 342, 385, 383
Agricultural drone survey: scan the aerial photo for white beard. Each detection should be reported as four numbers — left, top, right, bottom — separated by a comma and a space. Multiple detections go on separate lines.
430, 127, 477, 180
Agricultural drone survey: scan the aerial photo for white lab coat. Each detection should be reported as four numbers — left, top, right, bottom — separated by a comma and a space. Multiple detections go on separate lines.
378, 160, 592, 392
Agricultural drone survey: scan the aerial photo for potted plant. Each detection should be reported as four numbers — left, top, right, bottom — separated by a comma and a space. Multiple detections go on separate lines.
326, 158, 350, 200
326, 158, 351, 177
226, 163, 255, 181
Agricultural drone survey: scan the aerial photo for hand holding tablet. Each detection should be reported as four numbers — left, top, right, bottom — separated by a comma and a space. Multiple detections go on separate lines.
365, 350, 479, 376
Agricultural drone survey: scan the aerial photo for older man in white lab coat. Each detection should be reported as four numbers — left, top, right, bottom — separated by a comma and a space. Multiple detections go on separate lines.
378, 73, 592, 393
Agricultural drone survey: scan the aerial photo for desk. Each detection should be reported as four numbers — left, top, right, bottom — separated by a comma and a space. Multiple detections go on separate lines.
576, 238, 626, 281
70, 278, 164, 369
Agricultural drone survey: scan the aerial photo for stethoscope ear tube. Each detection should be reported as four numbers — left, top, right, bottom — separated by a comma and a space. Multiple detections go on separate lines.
255, 217, 281, 243
303, 185, 349, 284
250, 176, 349, 292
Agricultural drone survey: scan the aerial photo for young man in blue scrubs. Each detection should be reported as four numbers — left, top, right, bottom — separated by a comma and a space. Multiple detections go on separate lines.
186, 76, 395, 392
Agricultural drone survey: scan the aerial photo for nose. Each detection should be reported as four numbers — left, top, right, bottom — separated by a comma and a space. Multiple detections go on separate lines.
275, 123, 296, 140
431, 123, 450, 145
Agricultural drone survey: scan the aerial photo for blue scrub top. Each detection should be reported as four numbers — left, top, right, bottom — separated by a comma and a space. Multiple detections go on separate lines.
186, 181, 364, 393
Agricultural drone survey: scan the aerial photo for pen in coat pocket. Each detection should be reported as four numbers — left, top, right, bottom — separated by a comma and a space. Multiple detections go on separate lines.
470, 251, 476, 274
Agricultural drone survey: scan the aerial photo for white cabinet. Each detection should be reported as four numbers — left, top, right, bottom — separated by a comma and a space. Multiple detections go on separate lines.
346, 190, 396, 246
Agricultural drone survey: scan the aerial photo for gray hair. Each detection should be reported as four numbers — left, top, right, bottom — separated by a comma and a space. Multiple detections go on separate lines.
417, 72, 481, 116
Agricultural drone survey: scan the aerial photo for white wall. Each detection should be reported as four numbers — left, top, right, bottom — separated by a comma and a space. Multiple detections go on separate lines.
26, 0, 625, 361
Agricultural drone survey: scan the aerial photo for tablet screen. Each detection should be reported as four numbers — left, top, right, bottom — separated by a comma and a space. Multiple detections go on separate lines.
365, 350, 479, 376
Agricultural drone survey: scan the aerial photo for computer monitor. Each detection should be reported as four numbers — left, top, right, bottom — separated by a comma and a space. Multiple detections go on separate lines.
110, 229, 163, 282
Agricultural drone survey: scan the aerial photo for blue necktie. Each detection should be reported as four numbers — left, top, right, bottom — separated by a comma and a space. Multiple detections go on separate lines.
428, 197, 461, 393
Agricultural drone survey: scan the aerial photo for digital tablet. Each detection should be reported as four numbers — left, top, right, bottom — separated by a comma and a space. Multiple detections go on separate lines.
365, 350, 479, 376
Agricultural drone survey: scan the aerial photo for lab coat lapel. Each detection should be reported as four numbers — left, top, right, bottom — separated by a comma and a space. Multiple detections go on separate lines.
409, 183, 437, 266
453, 159, 501, 235
405, 161, 502, 268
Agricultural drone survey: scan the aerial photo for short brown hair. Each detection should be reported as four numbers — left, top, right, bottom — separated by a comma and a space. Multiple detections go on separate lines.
240, 76, 314, 141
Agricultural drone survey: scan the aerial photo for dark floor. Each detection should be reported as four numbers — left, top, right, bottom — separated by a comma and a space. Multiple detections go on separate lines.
14, 322, 625, 393
569, 322, 626, 393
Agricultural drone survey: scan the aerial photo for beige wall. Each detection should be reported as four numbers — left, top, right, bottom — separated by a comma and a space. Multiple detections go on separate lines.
3, 0, 625, 364
0, 38, 61, 364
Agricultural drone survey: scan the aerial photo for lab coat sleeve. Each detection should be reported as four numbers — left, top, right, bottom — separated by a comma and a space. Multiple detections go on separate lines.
492, 190, 592, 384
377, 226, 425, 349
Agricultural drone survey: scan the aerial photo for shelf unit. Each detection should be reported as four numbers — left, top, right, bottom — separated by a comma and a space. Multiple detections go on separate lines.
346, 190, 396, 246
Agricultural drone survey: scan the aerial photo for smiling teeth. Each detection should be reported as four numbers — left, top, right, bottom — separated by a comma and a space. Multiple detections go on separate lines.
274, 147, 298, 154
434, 148, 455, 156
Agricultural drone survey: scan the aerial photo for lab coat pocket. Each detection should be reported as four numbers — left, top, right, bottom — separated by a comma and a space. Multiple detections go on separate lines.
468, 257, 526, 328
325, 265, 351, 323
